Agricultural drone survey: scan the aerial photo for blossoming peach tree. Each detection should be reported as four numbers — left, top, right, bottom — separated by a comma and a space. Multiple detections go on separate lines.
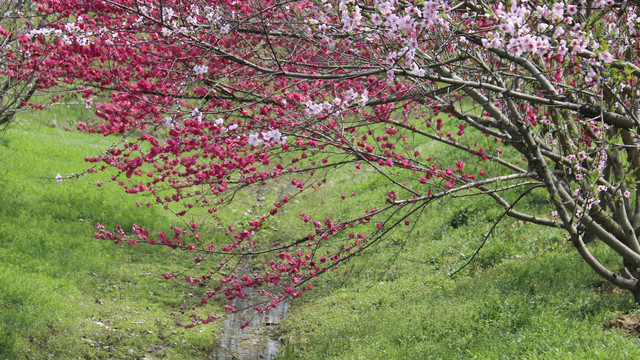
20, 0, 640, 326
0, 0, 49, 129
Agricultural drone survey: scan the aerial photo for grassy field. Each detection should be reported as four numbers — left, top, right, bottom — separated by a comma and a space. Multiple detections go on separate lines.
2, 111, 640, 359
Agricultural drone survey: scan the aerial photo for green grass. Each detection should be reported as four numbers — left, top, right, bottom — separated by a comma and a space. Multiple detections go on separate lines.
0, 122, 221, 359
276, 198, 640, 359
3, 112, 640, 359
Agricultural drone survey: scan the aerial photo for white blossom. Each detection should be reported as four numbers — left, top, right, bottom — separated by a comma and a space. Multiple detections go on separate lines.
186, 15, 198, 25
357, 90, 369, 107
193, 64, 208, 76
386, 70, 395, 85
248, 132, 262, 147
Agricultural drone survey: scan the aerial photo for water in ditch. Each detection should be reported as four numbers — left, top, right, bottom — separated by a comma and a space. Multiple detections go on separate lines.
212, 193, 292, 359
211, 267, 289, 359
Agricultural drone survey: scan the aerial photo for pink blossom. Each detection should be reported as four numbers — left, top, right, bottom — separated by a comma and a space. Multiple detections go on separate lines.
386, 70, 395, 85
599, 51, 614, 63
577, 151, 587, 160
551, 3, 564, 21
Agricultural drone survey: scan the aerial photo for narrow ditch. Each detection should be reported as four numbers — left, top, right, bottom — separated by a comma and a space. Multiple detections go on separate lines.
212, 189, 293, 359
211, 261, 290, 360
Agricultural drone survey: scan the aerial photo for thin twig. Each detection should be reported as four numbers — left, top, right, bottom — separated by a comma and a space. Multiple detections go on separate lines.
449, 184, 543, 277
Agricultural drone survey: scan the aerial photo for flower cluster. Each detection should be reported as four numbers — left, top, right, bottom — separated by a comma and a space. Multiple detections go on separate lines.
248, 129, 286, 147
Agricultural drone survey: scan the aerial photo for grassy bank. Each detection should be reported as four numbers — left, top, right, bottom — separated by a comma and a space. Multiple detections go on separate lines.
276, 197, 640, 358
0, 121, 220, 359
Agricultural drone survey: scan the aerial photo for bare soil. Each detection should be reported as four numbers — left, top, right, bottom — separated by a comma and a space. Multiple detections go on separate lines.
605, 314, 640, 338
